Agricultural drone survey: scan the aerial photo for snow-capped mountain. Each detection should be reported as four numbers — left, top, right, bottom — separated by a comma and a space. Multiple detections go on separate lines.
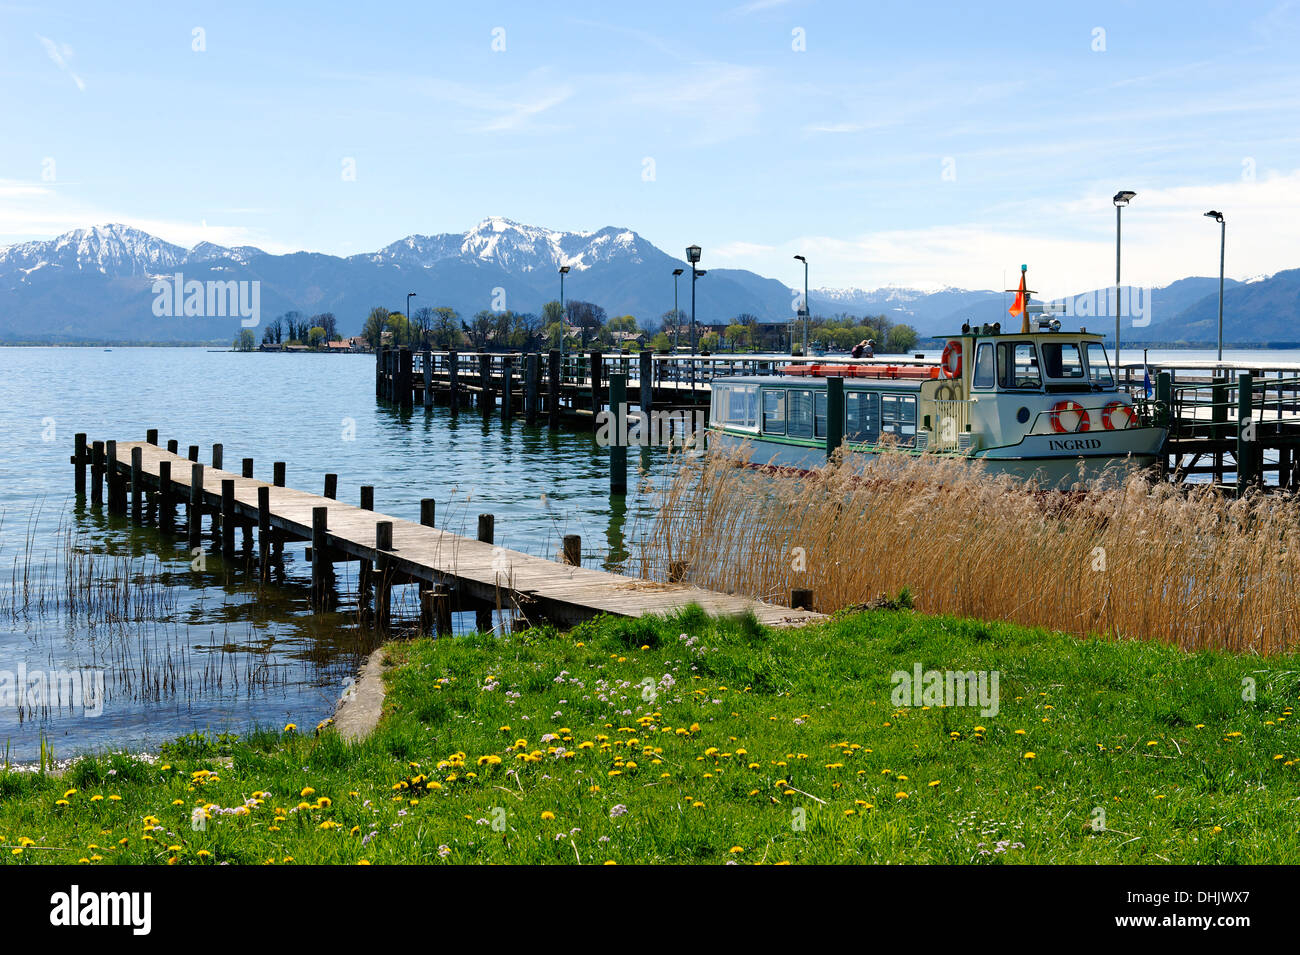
0, 219, 1293, 343
356, 217, 660, 273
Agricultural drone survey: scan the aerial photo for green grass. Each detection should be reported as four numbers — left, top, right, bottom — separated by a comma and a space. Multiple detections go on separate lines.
2, 606, 1299, 864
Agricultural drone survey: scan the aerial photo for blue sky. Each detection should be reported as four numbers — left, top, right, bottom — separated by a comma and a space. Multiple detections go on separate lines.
3, 0, 1300, 296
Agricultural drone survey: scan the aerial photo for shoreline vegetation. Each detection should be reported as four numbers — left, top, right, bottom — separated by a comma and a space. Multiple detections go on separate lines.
646, 447, 1300, 654
1, 607, 1297, 864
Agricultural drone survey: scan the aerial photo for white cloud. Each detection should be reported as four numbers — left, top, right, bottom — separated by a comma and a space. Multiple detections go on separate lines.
730, 171, 1300, 296
36, 34, 85, 91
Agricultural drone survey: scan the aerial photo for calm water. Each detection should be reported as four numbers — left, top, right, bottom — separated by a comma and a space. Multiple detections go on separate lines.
0, 347, 667, 760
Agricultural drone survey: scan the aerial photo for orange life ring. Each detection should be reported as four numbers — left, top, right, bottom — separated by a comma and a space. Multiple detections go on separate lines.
1101, 401, 1137, 430
1049, 400, 1090, 433
941, 341, 962, 379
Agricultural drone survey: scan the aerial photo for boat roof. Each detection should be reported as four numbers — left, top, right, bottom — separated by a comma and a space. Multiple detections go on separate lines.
712, 375, 922, 389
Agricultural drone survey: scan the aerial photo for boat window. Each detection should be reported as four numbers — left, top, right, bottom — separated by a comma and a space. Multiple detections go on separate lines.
1041, 342, 1085, 379
814, 391, 827, 439
712, 383, 759, 429
881, 394, 917, 446
761, 389, 786, 434
998, 341, 1041, 389
972, 342, 995, 389
845, 392, 880, 443
1085, 342, 1114, 389
787, 389, 814, 439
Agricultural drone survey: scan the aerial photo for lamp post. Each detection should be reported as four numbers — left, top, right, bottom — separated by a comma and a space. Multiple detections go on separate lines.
558, 265, 570, 354
793, 254, 809, 355
672, 267, 684, 351
1204, 211, 1226, 362
407, 291, 417, 344
686, 245, 702, 356
1112, 190, 1136, 374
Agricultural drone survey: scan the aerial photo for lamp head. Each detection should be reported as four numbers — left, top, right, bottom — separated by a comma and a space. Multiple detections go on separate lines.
685, 244, 702, 264
1204, 210, 1224, 222
559, 265, 570, 274
672, 268, 684, 276
793, 254, 806, 263
1113, 190, 1137, 206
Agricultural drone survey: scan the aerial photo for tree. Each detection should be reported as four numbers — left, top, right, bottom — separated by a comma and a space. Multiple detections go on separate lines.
885, 324, 919, 354
283, 310, 304, 343
565, 300, 606, 347
468, 311, 495, 351
431, 307, 461, 349
361, 307, 390, 348
385, 311, 412, 346
542, 300, 564, 327
234, 328, 256, 351
309, 326, 326, 347
700, 331, 720, 353
651, 332, 672, 354
311, 312, 338, 341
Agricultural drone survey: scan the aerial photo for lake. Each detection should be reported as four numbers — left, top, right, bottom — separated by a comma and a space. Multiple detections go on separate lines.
0, 347, 668, 760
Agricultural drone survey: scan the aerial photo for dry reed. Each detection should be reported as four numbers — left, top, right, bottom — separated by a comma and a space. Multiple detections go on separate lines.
644, 445, 1300, 653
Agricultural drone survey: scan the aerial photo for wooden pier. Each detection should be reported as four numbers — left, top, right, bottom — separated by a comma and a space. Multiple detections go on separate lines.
73, 436, 822, 631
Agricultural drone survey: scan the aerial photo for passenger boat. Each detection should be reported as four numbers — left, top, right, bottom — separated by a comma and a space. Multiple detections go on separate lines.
706, 324, 1167, 487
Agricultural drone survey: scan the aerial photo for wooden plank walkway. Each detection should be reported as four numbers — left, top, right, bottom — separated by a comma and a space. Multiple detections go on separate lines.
104, 441, 822, 629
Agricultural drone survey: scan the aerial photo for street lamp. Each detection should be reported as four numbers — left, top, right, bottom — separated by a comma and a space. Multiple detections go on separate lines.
1113, 190, 1136, 373
407, 291, 417, 344
1205, 210, 1226, 362
672, 268, 684, 351
558, 265, 570, 354
793, 254, 809, 355
686, 245, 702, 356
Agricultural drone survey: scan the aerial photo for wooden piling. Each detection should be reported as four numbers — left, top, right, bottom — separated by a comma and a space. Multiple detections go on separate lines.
525, 353, 540, 424
548, 349, 561, 428
146, 428, 158, 446
639, 350, 654, 416
398, 347, 414, 408
188, 463, 204, 548
324, 473, 338, 500
188, 445, 199, 462
609, 372, 627, 494
273, 462, 286, 487
167, 439, 178, 455
91, 440, 104, 506
420, 498, 436, 527
825, 376, 845, 459
73, 433, 87, 497
242, 458, 254, 479
448, 349, 460, 412
158, 460, 173, 534
425, 585, 453, 636
477, 514, 495, 632
375, 520, 393, 627
358, 486, 375, 597
130, 446, 143, 524
502, 355, 514, 421
212, 443, 223, 471
479, 354, 492, 414
1238, 372, 1257, 492
221, 479, 236, 558
562, 534, 581, 567
590, 350, 604, 430
257, 485, 271, 581
312, 507, 331, 606
791, 588, 814, 611
422, 348, 433, 408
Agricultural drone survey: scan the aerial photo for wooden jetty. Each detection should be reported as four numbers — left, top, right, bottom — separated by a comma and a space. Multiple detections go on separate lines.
71, 435, 822, 631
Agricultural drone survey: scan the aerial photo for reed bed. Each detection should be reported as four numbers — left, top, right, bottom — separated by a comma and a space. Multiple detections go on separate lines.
644, 445, 1300, 653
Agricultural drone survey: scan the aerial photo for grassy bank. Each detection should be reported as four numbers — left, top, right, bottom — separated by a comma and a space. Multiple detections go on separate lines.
2, 606, 1298, 864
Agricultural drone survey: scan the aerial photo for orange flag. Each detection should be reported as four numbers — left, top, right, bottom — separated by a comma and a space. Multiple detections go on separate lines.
1008, 272, 1026, 318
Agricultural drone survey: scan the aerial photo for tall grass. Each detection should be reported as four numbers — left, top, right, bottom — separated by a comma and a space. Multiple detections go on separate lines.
644, 445, 1300, 653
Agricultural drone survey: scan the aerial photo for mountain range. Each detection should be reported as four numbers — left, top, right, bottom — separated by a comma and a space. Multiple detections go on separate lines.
0, 218, 1295, 345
